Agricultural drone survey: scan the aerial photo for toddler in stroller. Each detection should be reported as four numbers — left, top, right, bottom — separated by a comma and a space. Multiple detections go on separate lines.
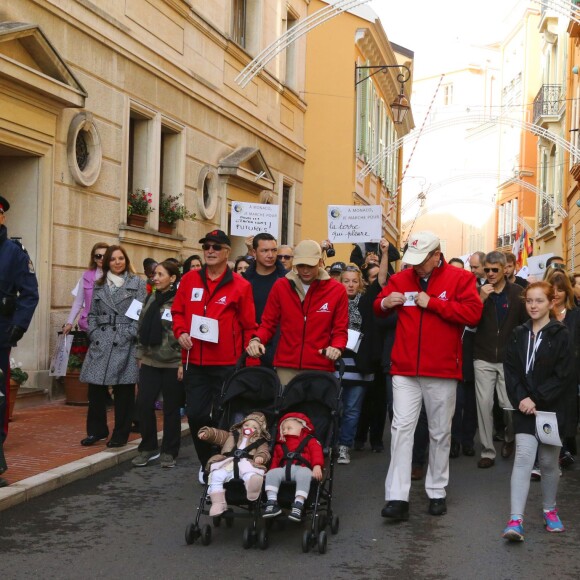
198, 411, 271, 517
263, 412, 323, 522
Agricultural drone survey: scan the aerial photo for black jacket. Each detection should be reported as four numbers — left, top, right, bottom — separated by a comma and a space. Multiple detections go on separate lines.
504, 319, 573, 436
473, 280, 527, 363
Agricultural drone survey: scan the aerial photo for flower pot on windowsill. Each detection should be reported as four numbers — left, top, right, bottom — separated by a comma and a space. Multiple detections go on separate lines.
64, 371, 89, 406
127, 214, 148, 228
158, 221, 176, 235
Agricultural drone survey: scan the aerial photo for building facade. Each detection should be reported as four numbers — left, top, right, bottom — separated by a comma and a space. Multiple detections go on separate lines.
301, 0, 414, 262
0, 0, 309, 387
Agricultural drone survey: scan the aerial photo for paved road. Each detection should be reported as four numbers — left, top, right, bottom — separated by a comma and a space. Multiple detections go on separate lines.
1, 438, 580, 579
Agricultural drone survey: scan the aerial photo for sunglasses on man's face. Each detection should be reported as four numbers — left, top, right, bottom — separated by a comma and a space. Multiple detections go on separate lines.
94, 253, 105, 259
484, 267, 500, 273
202, 243, 223, 251
278, 255, 293, 260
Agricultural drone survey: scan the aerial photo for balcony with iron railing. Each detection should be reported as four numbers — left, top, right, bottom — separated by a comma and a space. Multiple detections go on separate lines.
533, 84, 562, 124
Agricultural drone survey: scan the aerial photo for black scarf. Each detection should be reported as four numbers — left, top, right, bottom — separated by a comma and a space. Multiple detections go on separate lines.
139, 288, 176, 347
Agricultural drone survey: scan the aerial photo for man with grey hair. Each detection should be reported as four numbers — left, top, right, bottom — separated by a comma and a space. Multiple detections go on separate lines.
474, 251, 527, 468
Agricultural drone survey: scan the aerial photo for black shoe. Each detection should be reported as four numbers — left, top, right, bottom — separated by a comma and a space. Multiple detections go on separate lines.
450, 440, 460, 458
462, 445, 475, 457
288, 501, 303, 522
106, 440, 127, 448
381, 500, 409, 520
262, 500, 282, 518
428, 498, 447, 516
371, 444, 385, 453
80, 435, 106, 446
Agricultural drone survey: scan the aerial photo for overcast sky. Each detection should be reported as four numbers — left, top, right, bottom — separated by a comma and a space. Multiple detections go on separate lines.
369, 0, 521, 77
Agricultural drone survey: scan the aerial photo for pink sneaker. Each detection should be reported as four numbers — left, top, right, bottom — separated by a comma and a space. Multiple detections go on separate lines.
543, 509, 564, 533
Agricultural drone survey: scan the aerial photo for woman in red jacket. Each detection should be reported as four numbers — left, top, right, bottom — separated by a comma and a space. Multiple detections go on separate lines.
246, 240, 348, 385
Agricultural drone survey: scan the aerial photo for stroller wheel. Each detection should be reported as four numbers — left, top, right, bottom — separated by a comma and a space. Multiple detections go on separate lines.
302, 530, 312, 553
200, 524, 212, 546
317, 530, 328, 554
185, 523, 199, 545
331, 515, 340, 535
213, 516, 221, 527
242, 526, 253, 549
257, 528, 269, 550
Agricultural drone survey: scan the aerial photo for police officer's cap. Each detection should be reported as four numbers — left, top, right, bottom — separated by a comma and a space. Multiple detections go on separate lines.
0, 196, 9, 212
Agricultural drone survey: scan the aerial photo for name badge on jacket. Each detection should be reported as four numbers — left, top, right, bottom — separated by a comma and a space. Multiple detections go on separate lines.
191, 314, 219, 343
191, 288, 204, 301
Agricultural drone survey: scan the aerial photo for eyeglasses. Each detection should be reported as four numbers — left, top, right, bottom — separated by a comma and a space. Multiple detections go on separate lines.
278, 255, 293, 260
345, 266, 360, 272
94, 253, 105, 259
549, 263, 565, 270
484, 267, 500, 273
202, 243, 223, 251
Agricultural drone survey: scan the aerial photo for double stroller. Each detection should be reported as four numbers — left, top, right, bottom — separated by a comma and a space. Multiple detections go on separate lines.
184, 360, 343, 554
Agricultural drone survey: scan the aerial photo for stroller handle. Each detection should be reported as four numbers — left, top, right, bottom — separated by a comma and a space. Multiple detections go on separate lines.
335, 357, 345, 378
235, 351, 249, 371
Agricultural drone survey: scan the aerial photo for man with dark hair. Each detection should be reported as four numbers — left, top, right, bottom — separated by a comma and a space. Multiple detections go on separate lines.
243, 232, 286, 366
474, 251, 527, 468
0, 195, 39, 487
172, 229, 256, 471
543, 255, 566, 280
503, 252, 528, 288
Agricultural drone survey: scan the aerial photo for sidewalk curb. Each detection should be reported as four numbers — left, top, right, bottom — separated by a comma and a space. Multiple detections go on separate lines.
0, 423, 191, 512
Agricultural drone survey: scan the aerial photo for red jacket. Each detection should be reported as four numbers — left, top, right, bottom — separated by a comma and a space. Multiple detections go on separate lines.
254, 272, 348, 372
172, 266, 256, 366
270, 412, 324, 469
374, 259, 482, 379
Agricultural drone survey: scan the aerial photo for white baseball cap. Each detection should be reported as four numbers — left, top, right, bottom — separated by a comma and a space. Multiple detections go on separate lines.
402, 231, 440, 265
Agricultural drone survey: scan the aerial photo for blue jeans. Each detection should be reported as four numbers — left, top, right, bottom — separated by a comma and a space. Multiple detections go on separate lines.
339, 385, 365, 447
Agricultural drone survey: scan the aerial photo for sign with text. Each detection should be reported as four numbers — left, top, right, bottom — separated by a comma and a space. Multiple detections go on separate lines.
327, 205, 382, 243
230, 201, 279, 237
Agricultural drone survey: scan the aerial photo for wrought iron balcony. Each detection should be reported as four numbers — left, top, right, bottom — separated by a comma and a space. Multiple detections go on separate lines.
533, 84, 562, 123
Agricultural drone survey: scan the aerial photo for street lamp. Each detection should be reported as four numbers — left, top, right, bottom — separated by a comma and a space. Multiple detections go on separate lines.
355, 64, 411, 125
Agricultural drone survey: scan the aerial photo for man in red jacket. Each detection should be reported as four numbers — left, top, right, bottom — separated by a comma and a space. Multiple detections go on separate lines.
246, 240, 348, 385
374, 231, 482, 520
172, 229, 256, 468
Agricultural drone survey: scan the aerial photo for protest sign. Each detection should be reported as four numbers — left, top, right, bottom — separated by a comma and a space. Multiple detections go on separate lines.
327, 205, 382, 243
230, 202, 279, 237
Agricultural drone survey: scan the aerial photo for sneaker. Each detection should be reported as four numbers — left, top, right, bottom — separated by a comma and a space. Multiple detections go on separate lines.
543, 509, 565, 533
288, 501, 303, 522
337, 445, 350, 464
560, 451, 575, 468
531, 463, 541, 481
502, 519, 524, 542
262, 500, 282, 518
160, 453, 176, 468
131, 450, 160, 467
198, 466, 206, 485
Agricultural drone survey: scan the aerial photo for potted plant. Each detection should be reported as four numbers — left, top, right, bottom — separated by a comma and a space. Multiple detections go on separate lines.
158, 193, 196, 234
127, 188, 154, 228
9, 358, 28, 420
64, 346, 89, 406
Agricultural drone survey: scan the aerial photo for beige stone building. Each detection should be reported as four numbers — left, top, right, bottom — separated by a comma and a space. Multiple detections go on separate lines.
0, 1, 309, 389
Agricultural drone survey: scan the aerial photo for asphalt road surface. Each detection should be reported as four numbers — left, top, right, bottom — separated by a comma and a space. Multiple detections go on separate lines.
1, 438, 580, 580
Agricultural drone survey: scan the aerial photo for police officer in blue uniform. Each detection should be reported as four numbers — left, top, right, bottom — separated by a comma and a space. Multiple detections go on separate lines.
0, 195, 39, 487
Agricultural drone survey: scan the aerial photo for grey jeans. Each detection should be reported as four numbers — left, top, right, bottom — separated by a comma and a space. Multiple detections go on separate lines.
265, 465, 313, 498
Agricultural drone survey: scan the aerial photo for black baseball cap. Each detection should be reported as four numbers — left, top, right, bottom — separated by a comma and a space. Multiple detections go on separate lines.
0, 196, 10, 212
199, 229, 231, 246
329, 261, 347, 273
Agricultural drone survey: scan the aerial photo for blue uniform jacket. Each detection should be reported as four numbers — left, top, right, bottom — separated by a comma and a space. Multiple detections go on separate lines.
0, 225, 39, 348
